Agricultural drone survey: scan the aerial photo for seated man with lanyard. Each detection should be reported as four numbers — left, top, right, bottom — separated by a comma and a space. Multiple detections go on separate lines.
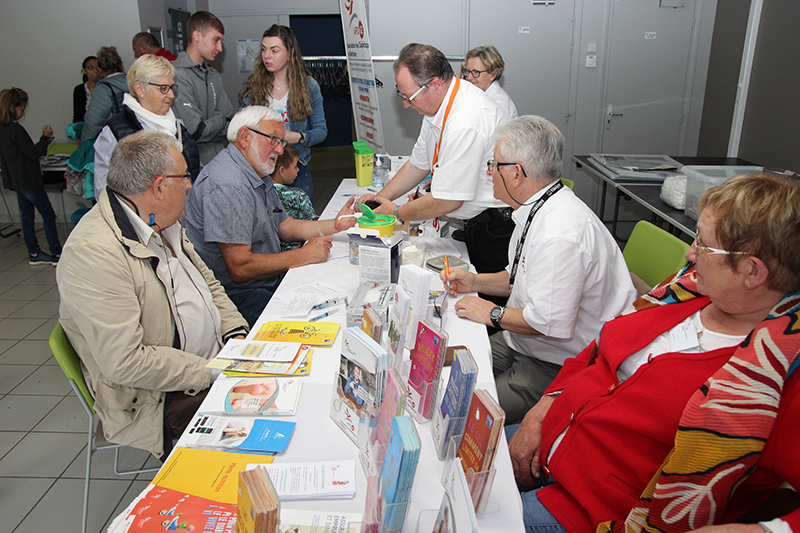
57, 130, 248, 460
362, 43, 513, 278
443, 116, 636, 424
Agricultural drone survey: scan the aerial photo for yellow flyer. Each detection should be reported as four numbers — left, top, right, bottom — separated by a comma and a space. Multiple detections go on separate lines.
253, 321, 340, 346
152, 447, 274, 504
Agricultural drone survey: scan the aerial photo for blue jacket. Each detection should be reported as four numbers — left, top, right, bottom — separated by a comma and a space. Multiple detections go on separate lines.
241, 76, 327, 166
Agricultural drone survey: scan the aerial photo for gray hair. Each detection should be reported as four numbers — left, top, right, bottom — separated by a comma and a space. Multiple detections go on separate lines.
108, 130, 182, 196
127, 54, 175, 95
496, 115, 564, 181
96, 46, 124, 74
227, 106, 283, 141
393, 43, 454, 86
465, 45, 505, 80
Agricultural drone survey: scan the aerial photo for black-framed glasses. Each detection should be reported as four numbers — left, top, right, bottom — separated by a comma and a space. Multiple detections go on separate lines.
487, 160, 527, 178
161, 171, 192, 182
247, 127, 288, 148
461, 66, 489, 79
396, 83, 428, 103
148, 82, 179, 95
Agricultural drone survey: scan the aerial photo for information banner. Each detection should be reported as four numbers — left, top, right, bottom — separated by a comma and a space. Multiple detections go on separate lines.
339, 0, 385, 152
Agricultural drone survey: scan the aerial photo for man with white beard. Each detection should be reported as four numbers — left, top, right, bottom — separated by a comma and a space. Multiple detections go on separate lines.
182, 106, 356, 326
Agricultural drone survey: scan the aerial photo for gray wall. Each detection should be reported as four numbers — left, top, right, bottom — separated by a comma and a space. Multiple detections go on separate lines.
737, 1, 800, 172
696, 0, 751, 157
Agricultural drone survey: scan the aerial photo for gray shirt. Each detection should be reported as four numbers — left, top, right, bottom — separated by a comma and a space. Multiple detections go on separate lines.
182, 144, 288, 295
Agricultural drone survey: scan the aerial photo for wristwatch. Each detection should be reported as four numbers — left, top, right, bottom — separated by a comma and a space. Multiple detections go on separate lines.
298, 131, 307, 145
490, 306, 505, 329
393, 204, 404, 224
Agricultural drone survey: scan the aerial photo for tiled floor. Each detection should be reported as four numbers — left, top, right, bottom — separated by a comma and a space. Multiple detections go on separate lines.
0, 146, 352, 533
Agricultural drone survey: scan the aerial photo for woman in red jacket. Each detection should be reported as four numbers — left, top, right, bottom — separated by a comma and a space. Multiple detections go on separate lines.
509, 173, 800, 533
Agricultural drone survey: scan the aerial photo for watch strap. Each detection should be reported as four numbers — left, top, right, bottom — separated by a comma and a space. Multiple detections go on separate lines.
490, 306, 504, 329
393, 204, 403, 223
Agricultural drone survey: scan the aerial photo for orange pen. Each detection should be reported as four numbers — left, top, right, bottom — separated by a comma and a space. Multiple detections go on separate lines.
443, 256, 451, 291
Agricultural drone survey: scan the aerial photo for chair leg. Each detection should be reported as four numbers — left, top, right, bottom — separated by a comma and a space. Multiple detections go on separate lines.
113, 446, 160, 476
82, 415, 94, 533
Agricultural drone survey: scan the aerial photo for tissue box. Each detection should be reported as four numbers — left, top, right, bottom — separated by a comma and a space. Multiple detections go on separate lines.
348, 227, 403, 284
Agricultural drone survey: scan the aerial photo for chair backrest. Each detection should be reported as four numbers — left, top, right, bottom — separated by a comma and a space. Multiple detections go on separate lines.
561, 178, 575, 190
623, 220, 690, 288
49, 323, 95, 413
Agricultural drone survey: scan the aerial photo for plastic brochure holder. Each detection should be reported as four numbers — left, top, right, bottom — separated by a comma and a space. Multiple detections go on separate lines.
415, 510, 439, 533
430, 409, 467, 461
441, 439, 498, 516
330, 371, 378, 447
400, 359, 445, 425
358, 415, 389, 477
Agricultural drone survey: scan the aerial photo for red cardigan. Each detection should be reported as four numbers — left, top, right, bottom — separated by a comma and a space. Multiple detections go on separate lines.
536, 297, 800, 533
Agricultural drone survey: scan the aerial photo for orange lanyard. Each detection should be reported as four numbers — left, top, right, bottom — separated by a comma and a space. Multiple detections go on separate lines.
431, 77, 460, 175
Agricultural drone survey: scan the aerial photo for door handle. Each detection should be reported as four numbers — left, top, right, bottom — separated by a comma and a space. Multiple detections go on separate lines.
606, 105, 623, 130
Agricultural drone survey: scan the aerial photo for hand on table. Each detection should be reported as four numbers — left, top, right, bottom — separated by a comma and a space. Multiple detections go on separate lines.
303, 235, 333, 264
452, 295, 494, 325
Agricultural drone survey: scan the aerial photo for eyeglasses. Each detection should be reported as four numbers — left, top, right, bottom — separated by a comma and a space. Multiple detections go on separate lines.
148, 82, 179, 95
487, 160, 527, 178
161, 171, 192, 182
396, 83, 428, 103
247, 127, 288, 148
461, 66, 489, 79
692, 236, 748, 256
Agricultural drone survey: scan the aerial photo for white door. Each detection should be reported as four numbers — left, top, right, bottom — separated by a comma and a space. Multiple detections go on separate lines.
601, 0, 698, 154
469, 0, 577, 135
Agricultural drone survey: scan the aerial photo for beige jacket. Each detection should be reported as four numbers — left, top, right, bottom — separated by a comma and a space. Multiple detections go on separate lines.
57, 189, 248, 458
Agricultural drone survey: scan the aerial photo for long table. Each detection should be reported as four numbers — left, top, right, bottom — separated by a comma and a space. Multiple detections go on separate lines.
176, 179, 525, 532
573, 155, 755, 240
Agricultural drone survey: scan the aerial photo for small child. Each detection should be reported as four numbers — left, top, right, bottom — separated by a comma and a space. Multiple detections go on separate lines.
0, 88, 62, 265
270, 145, 318, 251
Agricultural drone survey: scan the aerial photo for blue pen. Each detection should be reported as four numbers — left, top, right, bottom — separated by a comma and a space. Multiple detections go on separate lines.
309, 311, 331, 322
367, 188, 379, 193
311, 298, 344, 311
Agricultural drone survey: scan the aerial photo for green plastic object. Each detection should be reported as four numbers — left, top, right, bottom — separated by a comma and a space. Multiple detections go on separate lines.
623, 220, 690, 288
353, 140, 374, 155
49, 322, 96, 413
561, 178, 575, 190
358, 202, 377, 220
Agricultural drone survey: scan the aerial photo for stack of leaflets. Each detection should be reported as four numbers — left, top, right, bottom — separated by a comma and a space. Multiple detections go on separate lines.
208, 344, 313, 377
237, 466, 280, 533
253, 320, 340, 346
438, 457, 479, 533
406, 320, 448, 421
331, 327, 390, 445
247, 460, 356, 501
106, 485, 237, 533
383, 285, 411, 368
398, 264, 433, 350
456, 389, 506, 509
588, 153, 683, 182
432, 346, 478, 459
203, 376, 303, 416
378, 416, 421, 533
184, 413, 296, 455
279, 509, 362, 533
361, 306, 383, 343
371, 369, 407, 464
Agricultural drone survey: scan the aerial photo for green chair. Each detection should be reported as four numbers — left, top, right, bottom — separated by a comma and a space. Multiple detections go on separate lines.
49, 323, 158, 533
47, 142, 78, 156
623, 220, 691, 291
561, 178, 575, 190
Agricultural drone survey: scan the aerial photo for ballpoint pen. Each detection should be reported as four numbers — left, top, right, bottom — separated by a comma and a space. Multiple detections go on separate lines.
414, 187, 421, 199
309, 311, 331, 322
443, 256, 451, 291
311, 298, 345, 311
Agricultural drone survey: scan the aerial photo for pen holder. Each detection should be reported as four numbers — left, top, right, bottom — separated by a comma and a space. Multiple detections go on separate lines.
442, 438, 498, 516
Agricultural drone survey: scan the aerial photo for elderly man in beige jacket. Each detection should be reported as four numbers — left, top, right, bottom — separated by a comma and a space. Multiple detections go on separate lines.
57, 130, 248, 460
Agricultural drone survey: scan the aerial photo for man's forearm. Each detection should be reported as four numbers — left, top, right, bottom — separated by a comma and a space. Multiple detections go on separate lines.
397, 194, 463, 222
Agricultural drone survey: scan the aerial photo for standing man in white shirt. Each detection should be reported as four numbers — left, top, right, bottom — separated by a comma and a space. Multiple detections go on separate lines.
171, 11, 234, 165
442, 116, 637, 424
363, 43, 513, 277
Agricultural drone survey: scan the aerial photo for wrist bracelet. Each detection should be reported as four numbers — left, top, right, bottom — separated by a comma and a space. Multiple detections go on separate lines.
393, 204, 403, 224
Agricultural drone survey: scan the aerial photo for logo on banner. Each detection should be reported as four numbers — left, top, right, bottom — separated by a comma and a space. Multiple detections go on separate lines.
343, 0, 364, 39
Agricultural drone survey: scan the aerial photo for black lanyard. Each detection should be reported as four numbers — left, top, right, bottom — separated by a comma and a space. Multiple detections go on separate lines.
508, 180, 564, 292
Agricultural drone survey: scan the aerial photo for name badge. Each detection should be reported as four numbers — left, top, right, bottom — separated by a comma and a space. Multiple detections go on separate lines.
669, 320, 700, 352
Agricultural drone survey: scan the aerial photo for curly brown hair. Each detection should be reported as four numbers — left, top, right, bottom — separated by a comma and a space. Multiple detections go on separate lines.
238, 25, 312, 121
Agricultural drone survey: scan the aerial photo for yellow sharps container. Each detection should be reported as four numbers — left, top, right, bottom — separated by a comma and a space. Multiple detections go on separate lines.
353, 140, 374, 187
